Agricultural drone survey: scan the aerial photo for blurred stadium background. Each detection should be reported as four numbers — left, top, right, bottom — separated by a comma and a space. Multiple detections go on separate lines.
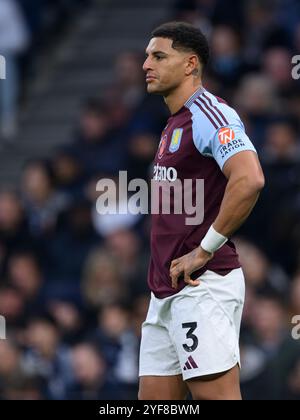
0, 0, 300, 400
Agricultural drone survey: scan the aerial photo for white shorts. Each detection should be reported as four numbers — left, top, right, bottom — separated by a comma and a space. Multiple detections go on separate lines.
139, 268, 245, 380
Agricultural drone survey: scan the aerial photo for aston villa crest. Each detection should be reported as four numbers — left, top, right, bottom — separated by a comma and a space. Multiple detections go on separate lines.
169, 128, 183, 153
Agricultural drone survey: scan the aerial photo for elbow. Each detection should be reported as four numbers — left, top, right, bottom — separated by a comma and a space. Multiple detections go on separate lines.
254, 173, 265, 192
247, 173, 265, 194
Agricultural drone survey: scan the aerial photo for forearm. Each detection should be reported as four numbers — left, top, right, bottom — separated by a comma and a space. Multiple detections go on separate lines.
200, 152, 265, 254
213, 175, 262, 238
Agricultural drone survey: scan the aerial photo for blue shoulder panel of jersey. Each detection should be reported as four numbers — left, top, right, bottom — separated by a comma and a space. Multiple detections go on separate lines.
190, 94, 257, 170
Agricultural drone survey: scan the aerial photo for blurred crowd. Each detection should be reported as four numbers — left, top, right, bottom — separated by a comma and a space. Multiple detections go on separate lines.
0, 0, 300, 400
0, 0, 90, 143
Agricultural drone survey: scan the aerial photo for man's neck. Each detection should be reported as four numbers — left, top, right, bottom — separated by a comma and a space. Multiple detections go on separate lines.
164, 79, 203, 115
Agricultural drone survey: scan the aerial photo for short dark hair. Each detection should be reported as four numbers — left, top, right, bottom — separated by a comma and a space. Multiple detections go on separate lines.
151, 22, 210, 71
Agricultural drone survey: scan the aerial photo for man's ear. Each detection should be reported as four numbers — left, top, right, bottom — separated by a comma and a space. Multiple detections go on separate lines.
185, 55, 201, 77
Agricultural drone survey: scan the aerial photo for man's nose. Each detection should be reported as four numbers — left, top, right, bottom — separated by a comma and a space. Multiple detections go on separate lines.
143, 57, 152, 72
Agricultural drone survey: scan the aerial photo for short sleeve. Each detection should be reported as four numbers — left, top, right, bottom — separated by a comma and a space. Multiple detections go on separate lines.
211, 121, 257, 170
191, 102, 256, 171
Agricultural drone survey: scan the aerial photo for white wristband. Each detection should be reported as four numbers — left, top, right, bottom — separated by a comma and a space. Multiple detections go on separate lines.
200, 225, 228, 254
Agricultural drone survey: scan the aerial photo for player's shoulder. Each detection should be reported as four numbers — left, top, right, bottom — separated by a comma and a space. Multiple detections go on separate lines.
188, 89, 243, 139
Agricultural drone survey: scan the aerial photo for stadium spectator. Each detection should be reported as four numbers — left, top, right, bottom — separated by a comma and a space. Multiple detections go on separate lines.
0, 0, 29, 142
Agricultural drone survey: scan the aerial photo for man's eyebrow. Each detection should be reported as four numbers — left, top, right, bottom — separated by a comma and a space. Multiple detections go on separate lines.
145, 50, 168, 56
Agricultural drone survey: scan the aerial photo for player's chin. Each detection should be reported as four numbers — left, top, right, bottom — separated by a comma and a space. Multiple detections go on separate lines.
146, 83, 157, 93
146, 83, 163, 94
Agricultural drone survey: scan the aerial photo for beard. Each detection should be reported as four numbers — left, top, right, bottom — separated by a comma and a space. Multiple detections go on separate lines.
146, 79, 176, 97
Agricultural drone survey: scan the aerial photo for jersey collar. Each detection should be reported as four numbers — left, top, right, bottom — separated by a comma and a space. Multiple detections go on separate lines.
184, 86, 206, 109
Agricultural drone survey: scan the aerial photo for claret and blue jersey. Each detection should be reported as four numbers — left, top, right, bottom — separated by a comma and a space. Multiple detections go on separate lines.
148, 87, 257, 298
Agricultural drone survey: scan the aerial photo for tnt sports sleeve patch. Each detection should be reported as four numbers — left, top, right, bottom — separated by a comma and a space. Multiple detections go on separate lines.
211, 124, 257, 170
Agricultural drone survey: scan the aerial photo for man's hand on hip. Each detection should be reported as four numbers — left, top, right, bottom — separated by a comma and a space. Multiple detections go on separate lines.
170, 247, 213, 289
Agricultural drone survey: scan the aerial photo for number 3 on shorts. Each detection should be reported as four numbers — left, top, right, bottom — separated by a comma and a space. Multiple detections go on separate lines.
182, 322, 199, 352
